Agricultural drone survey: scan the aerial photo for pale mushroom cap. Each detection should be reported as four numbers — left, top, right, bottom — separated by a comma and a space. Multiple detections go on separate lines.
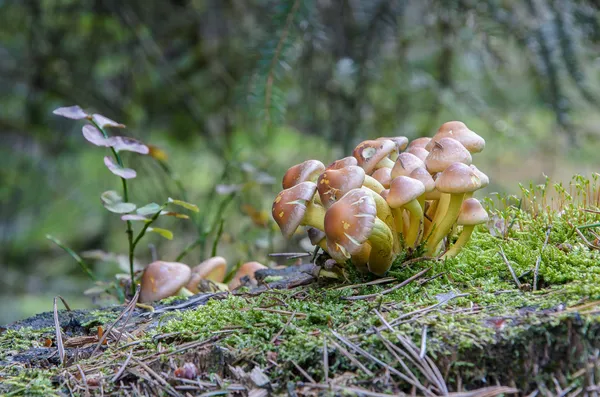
327, 156, 358, 170
409, 167, 435, 192
391, 152, 425, 179
469, 165, 489, 188
282, 160, 325, 189
425, 137, 472, 173
272, 182, 318, 239
371, 167, 392, 188
190, 257, 227, 282
378, 136, 409, 151
386, 176, 426, 208
140, 261, 192, 302
324, 189, 377, 262
406, 137, 431, 151
426, 121, 485, 153
353, 139, 396, 174
228, 261, 267, 290
435, 162, 481, 194
406, 147, 429, 162
317, 166, 365, 208
380, 189, 390, 200
457, 198, 489, 225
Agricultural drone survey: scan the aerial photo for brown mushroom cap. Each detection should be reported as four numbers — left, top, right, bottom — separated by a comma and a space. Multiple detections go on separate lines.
140, 261, 192, 302
324, 189, 377, 262
386, 176, 426, 208
272, 182, 319, 239
378, 136, 409, 152
425, 137, 472, 173
469, 165, 489, 188
457, 198, 489, 225
317, 166, 365, 208
407, 137, 431, 151
426, 121, 485, 153
228, 261, 267, 290
307, 227, 326, 245
327, 156, 358, 170
371, 167, 392, 188
282, 160, 325, 189
409, 167, 435, 192
353, 139, 396, 174
391, 152, 425, 179
406, 147, 429, 162
435, 162, 481, 194
186, 257, 227, 293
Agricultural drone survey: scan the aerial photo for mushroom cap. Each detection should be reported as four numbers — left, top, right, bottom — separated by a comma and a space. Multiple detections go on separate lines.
327, 156, 358, 170
378, 136, 409, 152
426, 121, 485, 153
469, 165, 489, 188
353, 139, 396, 174
435, 162, 481, 194
386, 176, 426, 208
406, 137, 431, 151
282, 160, 325, 189
391, 152, 425, 179
379, 189, 390, 200
457, 198, 489, 225
307, 227, 326, 245
228, 261, 267, 290
425, 137, 472, 173
140, 261, 192, 302
406, 147, 429, 162
371, 167, 392, 188
324, 189, 377, 262
409, 167, 435, 192
272, 182, 318, 239
186, 257, 227, 293
317, 166, 365, 208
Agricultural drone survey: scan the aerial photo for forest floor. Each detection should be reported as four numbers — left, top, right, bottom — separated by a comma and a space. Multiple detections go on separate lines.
2, 200, 600, 396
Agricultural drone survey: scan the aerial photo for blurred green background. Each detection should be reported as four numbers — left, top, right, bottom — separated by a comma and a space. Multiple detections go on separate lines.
1, 0, 599, 324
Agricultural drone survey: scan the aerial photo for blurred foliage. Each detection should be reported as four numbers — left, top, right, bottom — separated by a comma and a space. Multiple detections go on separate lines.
1, 0, 600, 323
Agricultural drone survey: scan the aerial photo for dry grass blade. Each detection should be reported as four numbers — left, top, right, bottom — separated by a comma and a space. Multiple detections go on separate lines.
112, 349, 135, 383
323, 338, 329, 383
131, 357, 182, 397
419, 325, 428, 359
533, 225, 552, 291
291, 360, 316, 383
448, 386, 519, 396
333, 277, 396, 291
76, 364, 89, 396
331, 330, 435, 396
297, 382, 407, 397
498, 247, 521, 289
328, 338, 374, 377
343, 267, 431, 301
270, 310, 296, 343
374, 329, 421, 386
53, 296, 67, 366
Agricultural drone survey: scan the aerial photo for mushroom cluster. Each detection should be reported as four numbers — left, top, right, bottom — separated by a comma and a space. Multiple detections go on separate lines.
139, 258, 266, 302
272, 121, 490, 276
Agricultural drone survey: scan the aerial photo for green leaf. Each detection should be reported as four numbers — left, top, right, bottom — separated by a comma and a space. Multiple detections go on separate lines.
160, 211, 190, 219
168, 197, 199, 213
53, 105, 89, 120
121, 214, 149, 222
148, 227, 173, 240
101, 191, 136, 214
137, 203, 162, 216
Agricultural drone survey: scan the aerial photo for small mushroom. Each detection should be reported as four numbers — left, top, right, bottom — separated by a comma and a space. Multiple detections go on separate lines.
282, 160, 325, 189
377, 136, 409, 160
371, 167, 392, 188
442, 198, 488, 259
353, 139, 397, 173
387, 176, 426, 248
186, 256, 227, 293
391, 152, 424, 179
425, 137, 472, 173
228, 261, 267, 290
406, 137, 431, 151
317, 166, 366, 208
426, 121, 485, 154
425, 163, 481, 255
140, 261, 193, 303
465, 165, 489, 199
406, 146, 429, 162
273, 182, 325, 238
326, 156, 358, 170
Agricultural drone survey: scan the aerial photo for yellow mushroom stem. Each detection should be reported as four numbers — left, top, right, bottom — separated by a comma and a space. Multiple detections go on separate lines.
375, 157, 396, 170
441, 224, 476, 259
351, 242, 371, 273
361, 188, 399, 253
425, 193, 465, 256
403, 199, 424, 248
391, 208, 404, 248
177, 287, 194, 298
302, 199, 326, 231
363, 175, 385, 194
366, 218, 395, 276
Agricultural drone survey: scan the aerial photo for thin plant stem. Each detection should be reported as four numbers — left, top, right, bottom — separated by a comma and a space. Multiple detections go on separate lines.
46, 234, 96, 281
211, 218, 225, 257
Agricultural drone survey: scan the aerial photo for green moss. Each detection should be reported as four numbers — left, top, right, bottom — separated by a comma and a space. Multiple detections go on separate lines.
0, 369, 59, 397
0, 327, 53, 361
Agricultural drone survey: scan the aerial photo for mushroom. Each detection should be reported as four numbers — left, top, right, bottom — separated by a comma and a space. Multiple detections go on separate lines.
391, 152, 425, 179
140, 261, 193, 303
407, 137, 431, 151
228, 261, 267, 290
317, 166, 366, 208
386, 176, 426, 248
406, 146, 429, 162
307, 227, 327, 251
377, 136, 409, 160
186, 256, 227, 293
324, 189, 394, 275
426, 121, 485, 154
465, 165, 489, 199
425, 163, 481, 255
442, 198, 489, 259
424, 137, 472, 174
282, 160, 325, 189
371, 167, 392, 188
353, 139, 396, 173
327, 156, 358, 170
272, 182, 325, 238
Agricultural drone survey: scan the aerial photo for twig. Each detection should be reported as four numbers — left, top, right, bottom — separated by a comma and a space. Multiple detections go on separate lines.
342, 267, 430, 301
270, 311, 296, 344
333, 277, 396, 290
290, 360, 316, 383
328, 338, 373, 377
534, 225, 552, 291
419, 325, 428, 359
297, 382, 402, 397
498, 247, 521, 289
53, 296, 70, 366
76, 364, 89, 396
111, 349, 134, 383
323, 338, 328, 383
131, 357, 181, 397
